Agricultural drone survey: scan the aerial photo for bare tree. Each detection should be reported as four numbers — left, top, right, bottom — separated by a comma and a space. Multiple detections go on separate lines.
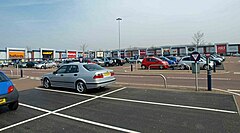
192, 31, 206, 52
80, 43, 88, 58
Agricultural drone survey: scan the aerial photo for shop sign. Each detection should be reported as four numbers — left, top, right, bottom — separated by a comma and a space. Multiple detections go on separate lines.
68, 51, 76, 58
43, 52, 53, 55
217, 45, 226, 54
227, 45, 238, 53
9, 51, 25, 58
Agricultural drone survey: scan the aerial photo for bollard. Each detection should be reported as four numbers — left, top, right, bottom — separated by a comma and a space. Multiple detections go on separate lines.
131, 63, 133, 71
20, 69, 23, 78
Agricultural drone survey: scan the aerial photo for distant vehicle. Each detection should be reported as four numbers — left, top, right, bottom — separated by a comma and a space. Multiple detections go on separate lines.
178, 56, 213, 70
26, 61, 38, 68
97, 57, 114, 67
166, 56, 181, 63
0, 62, 9, 67
114, 58, 126, 66
212, 54, 225, 61
159, 56, 176, 66
0, 71, 19, 111
201, 55, 222, 65
36, 61, 57, 69
93, 58, 105, 67
128, 57, 137, 63
141, 57, 169, 69
57, 59, 80, 68
233, 53, 240, 57
41, 63, 116, 93
136, 58, 143, 63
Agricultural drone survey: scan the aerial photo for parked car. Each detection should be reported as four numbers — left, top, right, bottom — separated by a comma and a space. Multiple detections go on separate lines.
0, 71, 19, 111
128, 57, 137, 63
136, 58, 143, 64
178, 56, 213, 70
26, 61, 38, 68
36, 61, 57, 69
159, 56, 176, 67
0, 62, 9, 67
93, 58, 105, 67
114, 58, 126, 66
141, 57, 169, 69
57, 59, 80, 68
41, 63, 116, 93
212, 54, 225, 61
166, 56, 181, 63
201, 55, 222, 65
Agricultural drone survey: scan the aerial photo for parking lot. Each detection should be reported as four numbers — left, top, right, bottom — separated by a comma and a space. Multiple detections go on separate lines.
1, 84, 240, 133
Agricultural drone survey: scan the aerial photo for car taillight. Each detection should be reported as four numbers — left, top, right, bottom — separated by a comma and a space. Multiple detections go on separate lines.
8, 86, 14, 93
93, 74, 104, 79
110, 72, 114, 76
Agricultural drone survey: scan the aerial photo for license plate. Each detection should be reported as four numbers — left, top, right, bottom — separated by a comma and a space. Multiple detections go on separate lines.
0, 98, 6, 105
103, 72, 110, 77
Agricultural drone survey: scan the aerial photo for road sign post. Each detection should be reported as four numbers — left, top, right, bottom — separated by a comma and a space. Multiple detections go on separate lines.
191, 52, 201, 91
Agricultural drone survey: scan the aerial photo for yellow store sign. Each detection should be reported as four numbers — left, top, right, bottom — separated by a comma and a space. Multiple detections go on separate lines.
9, 51, 25, 59
43, 52, 53, 55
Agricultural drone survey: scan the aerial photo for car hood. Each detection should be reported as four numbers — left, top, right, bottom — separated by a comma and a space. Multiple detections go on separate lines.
0, 81, 13, 95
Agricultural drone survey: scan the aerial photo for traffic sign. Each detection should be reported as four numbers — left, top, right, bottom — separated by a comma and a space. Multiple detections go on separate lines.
190, 51, 200, 62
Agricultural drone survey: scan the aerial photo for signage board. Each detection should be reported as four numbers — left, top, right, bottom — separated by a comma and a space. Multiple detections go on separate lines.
190, 51, 200, 62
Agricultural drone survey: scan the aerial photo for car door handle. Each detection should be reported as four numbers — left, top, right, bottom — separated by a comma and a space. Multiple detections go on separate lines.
74, 74, 78, 76
60, 74, 64, 76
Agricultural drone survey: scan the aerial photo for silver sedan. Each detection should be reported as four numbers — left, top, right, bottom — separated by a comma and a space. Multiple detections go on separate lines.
41, 63, 116, 93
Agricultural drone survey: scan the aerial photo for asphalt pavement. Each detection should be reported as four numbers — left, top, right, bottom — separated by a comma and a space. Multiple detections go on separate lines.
0, 86, 239, 133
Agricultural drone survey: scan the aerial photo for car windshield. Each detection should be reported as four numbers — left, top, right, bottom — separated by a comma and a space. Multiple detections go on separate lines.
83, 64, 104, 71
0, 73, 9, 82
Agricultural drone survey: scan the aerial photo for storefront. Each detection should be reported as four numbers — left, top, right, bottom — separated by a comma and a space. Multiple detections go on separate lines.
0, 50, 7, 60
67, 51, 77, 59
96, 51, 104, 58
140, 49, 147, 58
227, 44, 239, 55
162, 47, 170, 56
40, 48, 55, 60
6, 48, 27, 61
170, 48, 177, 56
146, 48, 155, 56
216, 44, 227, 55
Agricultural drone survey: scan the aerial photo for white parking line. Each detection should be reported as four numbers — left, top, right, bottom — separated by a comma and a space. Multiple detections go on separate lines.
227, 89, 240, 92
0, 87, 131, 132
35, 87, 237, 114
103, 97, 237, 114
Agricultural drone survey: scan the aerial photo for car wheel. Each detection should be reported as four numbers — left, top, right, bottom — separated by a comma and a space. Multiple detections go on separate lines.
76, 81, 87, 93
41, 66, 44, 69
160, 65, 163, 70
8, 101, 19, 111
180, 64, 185, 70
203, 65, 208, 70
43, 78, 51, 88
141, 65, 147, 69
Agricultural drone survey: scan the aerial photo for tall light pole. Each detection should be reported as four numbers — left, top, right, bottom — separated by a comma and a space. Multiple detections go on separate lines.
116, 17, 122, 57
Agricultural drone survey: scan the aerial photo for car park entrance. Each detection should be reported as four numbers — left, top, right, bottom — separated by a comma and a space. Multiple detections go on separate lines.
0, 86, 239, 133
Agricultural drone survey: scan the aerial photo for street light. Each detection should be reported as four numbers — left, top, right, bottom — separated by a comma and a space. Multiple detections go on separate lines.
116, 17, 122, 57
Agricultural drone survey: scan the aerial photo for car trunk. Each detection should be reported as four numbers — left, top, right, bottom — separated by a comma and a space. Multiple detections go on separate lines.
0, 81, 12, 95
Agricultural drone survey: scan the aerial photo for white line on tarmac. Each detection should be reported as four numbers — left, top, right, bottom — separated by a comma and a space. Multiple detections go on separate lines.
35, 87, 237, 114
227, 89, 240, 92
234, 72, 240, 75
214, 88, 240, 96
0, 113, 51, 132
0, 87, 130, 132
53, 112, 140, 133
103, 97, 237, 114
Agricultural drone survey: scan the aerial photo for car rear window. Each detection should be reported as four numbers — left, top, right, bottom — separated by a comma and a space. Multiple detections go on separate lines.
0, 73, 9, 82
83, 64, 104, 71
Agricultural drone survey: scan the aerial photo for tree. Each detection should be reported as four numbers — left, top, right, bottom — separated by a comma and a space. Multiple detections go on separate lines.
80, 43, 88, 58
192, 31, 206, 52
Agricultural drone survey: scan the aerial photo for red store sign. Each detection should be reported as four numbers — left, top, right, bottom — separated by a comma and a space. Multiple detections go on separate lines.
217, 45, 226, 54
68, 51, 76, 58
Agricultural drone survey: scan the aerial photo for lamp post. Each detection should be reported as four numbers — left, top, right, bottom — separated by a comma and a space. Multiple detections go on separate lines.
116, 17, 122, 57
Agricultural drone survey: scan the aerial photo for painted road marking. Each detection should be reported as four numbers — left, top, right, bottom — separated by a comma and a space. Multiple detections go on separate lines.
234, 72, 240, 75
35, 87, 237, 114
0, 87, 133, 132
227, 89, 240, 92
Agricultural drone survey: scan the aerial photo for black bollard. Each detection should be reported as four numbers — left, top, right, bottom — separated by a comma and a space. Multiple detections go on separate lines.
207, 69, 212, 91
20, 69, 23, 78
131, 63, 133, 71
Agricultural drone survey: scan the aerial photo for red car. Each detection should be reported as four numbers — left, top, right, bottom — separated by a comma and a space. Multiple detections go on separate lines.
141, 57, 169, 69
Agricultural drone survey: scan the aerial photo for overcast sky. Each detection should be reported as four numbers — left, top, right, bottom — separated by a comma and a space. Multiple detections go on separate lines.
0, 0, 239, 51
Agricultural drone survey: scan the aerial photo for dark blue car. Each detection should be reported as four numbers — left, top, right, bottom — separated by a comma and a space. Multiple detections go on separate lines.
0, 71, 19, 111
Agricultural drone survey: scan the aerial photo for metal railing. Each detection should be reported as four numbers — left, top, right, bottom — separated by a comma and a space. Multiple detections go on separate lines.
159, 74, 167, 88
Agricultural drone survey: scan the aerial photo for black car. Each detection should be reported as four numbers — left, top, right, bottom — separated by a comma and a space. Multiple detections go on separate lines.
114, 58, 125, 66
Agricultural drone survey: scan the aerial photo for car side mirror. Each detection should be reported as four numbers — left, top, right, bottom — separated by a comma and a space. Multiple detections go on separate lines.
53, 71, 57, 74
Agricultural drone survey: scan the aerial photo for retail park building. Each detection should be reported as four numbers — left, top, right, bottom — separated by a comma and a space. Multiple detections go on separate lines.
0, 43, 239, 61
